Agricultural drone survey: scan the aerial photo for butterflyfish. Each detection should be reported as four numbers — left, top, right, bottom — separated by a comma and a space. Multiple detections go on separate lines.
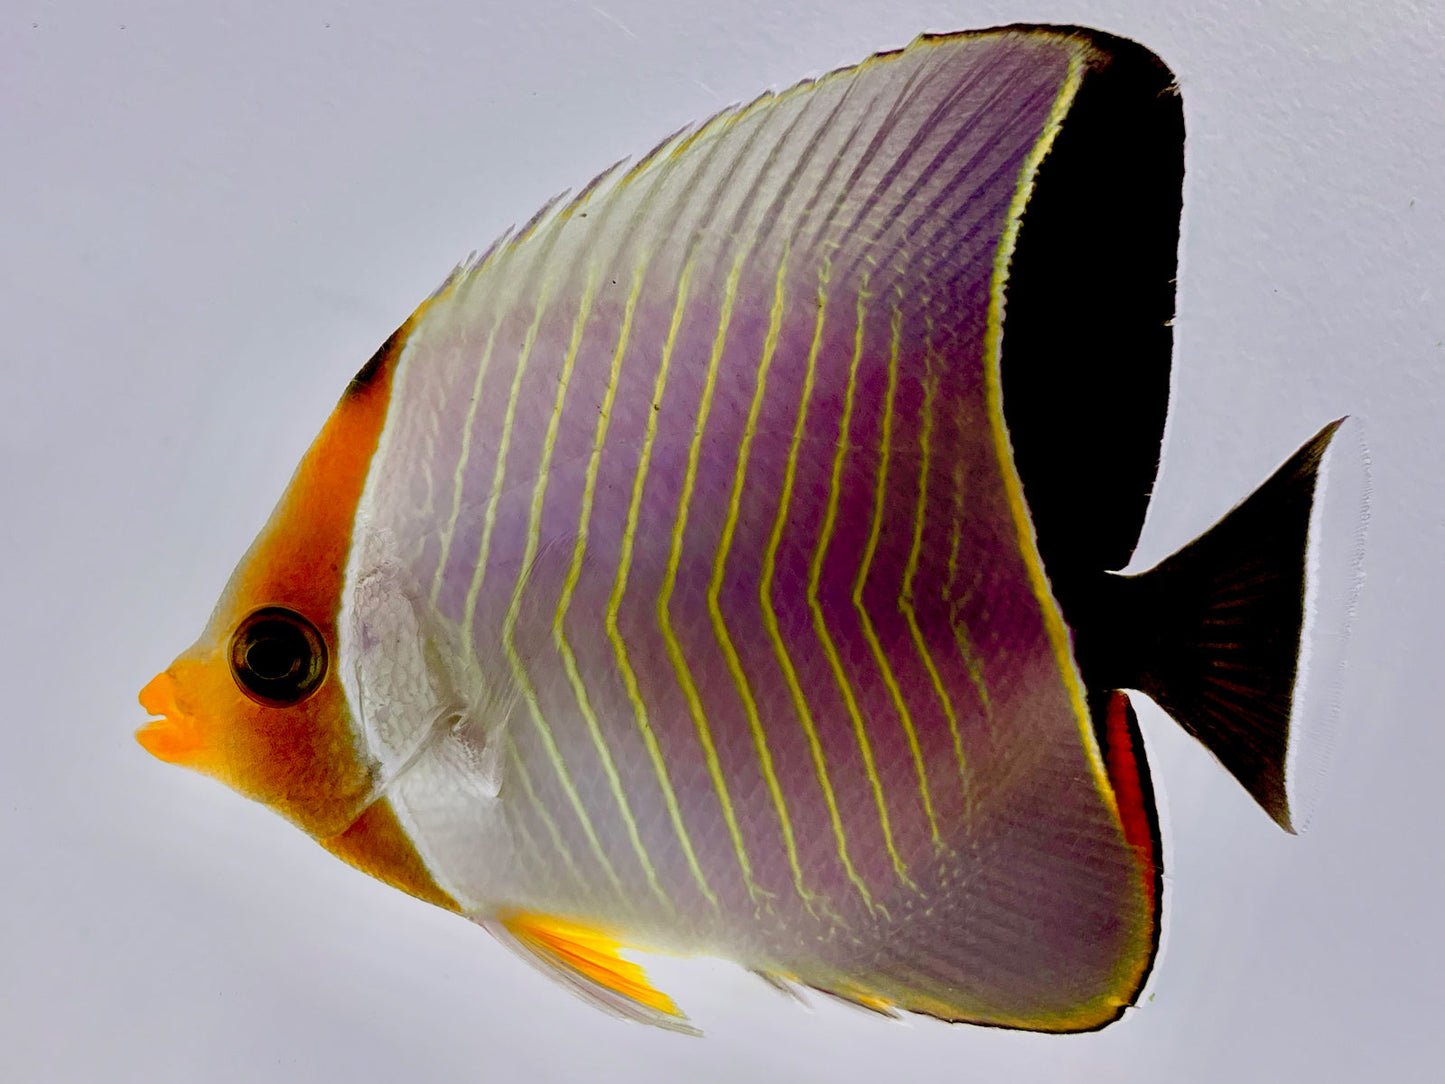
138, 25, 1354, 1033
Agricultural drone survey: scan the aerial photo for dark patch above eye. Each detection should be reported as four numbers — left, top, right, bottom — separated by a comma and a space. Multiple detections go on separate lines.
229, 608, 328, 707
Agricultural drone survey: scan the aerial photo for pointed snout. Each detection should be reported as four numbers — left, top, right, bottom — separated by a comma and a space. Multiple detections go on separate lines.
137, 671, 202, 764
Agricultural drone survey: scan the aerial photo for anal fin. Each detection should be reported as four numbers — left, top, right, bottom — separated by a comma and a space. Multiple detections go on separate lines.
485, 911, 697, 1035
809, 984, 902, 1019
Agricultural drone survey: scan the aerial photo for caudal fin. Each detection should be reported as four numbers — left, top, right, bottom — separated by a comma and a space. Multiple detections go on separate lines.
1079, 420, 1353, 832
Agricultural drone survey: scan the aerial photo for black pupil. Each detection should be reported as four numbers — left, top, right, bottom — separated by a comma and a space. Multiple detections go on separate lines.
244, 629, 305, 680
230, 608, 326, 705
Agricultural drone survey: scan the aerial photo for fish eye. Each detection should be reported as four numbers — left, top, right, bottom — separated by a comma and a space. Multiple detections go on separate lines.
229, 608, 327, 706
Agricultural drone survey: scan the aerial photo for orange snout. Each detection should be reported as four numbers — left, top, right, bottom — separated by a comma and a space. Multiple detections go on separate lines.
137, 671, 204, 764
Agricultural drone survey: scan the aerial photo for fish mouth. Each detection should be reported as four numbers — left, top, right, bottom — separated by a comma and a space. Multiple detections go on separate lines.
137, 672, 202, 764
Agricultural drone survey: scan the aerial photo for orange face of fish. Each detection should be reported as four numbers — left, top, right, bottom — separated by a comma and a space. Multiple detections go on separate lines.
136, 327, 410, 840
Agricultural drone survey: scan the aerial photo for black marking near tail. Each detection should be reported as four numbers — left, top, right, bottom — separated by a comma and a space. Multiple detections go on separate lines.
1070, 421, 1344, 831
1001, 29, 1184, 581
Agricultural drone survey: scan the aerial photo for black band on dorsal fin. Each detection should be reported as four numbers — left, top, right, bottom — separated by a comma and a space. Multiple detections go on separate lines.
1000, 31, 1184, 586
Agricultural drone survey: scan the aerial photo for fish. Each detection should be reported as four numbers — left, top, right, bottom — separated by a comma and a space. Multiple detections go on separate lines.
137, 24, 1352, 1034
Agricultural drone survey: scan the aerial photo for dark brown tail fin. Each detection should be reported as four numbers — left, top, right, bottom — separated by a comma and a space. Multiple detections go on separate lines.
1076, 421, 1348, 831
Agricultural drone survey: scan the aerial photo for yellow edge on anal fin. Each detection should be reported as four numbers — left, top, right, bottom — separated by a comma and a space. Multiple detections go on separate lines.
497, 911, 687, 1023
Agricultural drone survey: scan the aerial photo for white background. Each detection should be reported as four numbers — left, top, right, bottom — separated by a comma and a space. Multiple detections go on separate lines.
3, 1, 1441, 1080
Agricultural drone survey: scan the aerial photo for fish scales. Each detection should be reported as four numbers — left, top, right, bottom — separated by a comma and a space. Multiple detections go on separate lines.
145, 24, 1348, 1035
350, 31, 1138, 976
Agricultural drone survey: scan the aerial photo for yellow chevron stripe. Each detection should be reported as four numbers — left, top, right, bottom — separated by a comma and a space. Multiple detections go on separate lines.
460, 275, 552, 648
941, 431, 994, 726
760, 259, 875, 913
657, 253, 765, 901
944, 458, 965, 603
811, 276, 914, 888
708, 244, 818, 911
553, 263, 679, 909
430, 311, 506, 609
501, 271, 627, 897
852, 299, 941, 847
936, 333, 994, 730
605, 259, 726, 909
898, 333, 969, 798
981, 53, 1114, 811
416, 238, 532, 604
507, 740, 586, 890
570, 128, 732, 911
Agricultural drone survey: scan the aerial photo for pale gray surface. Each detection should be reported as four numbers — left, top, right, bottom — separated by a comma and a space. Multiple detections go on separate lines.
2, 1, 1441, 1080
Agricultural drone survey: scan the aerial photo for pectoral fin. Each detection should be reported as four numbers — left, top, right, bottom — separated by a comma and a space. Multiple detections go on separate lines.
484, 912, 697, 1035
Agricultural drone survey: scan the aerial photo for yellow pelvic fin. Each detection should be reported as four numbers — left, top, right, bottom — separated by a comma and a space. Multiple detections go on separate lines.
493, 911, 693, 1032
